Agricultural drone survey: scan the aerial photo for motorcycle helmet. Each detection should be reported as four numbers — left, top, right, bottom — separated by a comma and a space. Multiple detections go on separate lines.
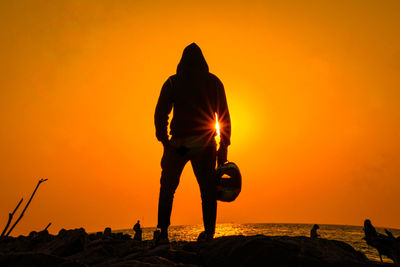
216, 162, 242, 202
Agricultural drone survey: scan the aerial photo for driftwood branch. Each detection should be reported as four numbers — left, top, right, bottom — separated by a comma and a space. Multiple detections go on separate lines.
5, 178, 48, 237
1, 198, 23, 238
44, 222, 52, 231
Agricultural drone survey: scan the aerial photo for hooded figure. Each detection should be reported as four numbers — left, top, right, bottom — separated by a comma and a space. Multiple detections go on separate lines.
154, 43, 231, 244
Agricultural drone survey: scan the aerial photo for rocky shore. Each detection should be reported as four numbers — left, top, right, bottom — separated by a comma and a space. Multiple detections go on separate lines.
0, 228, 395, 266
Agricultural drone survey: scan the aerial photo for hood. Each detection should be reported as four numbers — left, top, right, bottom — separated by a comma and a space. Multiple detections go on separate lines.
177, 43, 209, 74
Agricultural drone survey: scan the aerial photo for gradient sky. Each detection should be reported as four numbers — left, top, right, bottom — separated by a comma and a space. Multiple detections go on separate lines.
1, 0, 399, 236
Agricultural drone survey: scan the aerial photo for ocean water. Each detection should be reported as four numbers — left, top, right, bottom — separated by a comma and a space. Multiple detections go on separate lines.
117, 223, 400, 263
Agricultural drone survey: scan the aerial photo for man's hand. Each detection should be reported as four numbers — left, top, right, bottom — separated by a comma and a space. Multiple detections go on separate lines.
217, 146, 228, 166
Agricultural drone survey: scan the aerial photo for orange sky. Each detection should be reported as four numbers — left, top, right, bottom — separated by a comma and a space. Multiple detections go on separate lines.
1, 0, 400, 236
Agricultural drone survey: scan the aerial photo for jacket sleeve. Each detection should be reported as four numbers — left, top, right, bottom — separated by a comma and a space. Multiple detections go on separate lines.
154, 78, 173, 143
216, 79, 231, 147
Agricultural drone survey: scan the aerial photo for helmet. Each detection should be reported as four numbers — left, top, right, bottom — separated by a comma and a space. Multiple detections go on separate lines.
216, 162, 242, 202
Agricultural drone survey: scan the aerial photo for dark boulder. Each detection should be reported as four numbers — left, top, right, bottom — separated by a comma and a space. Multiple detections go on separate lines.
41, 228, 87, 257
103, 227, 112, 238
197, 235, 392, 267
0, 252, 86, 267
1, 232, 396, 266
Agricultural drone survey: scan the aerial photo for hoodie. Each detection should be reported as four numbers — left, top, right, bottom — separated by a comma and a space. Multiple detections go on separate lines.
155, 43, 231, 147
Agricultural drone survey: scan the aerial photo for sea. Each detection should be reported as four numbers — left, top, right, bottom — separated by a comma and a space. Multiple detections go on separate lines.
117, 223, 400, 263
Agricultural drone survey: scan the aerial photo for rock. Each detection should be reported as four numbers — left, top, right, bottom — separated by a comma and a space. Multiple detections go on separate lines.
0, 252, 86, 267
68, 238, 147, 265
58, 229, 67, 236
96, 231, 103, 239
87, 231, 103, 241
28, 231, 38, 239
41, 228, 87, 257
0, 231, 53, 254
103, 227, 112, 238
122, 234, 132, 240
35, 230, 53, 244
1, 233, 396, 266
142, 245, 200, 266
126, 255, 177, 266
197, 235, 391, 267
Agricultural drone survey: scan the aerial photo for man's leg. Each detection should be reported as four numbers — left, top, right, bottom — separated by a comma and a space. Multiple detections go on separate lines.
157, 145, 187, 235
191, 146, 217, 237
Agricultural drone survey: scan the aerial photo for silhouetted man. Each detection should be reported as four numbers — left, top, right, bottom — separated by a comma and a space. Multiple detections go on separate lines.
133, 220, 142, 241
310, 224, 320, 238
155, 43, 231, 244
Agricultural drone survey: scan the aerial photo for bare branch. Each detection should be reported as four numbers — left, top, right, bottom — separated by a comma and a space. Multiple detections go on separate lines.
1, 198, 23, 238
5, 178, 48, 237
44, 222, 52, 231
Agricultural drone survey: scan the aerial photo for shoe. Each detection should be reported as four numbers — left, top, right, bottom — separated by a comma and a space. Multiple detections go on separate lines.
197, 231, 214, 242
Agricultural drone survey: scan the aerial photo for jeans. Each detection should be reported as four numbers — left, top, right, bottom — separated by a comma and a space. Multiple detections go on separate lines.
157, 143, 217, 235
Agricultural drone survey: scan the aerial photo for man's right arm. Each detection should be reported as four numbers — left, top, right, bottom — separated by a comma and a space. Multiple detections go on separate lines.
154, 78, 173, 145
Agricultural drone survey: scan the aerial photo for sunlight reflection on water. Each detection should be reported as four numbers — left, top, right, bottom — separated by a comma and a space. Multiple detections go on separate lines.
117, 223, 400, 263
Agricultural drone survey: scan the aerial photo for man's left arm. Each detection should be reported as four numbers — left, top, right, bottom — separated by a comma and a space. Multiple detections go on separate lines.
216, 80, 231, 165
154, 79, 173, 145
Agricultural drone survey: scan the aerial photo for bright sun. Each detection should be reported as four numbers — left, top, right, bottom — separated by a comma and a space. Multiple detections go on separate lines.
215, 113, 221, 149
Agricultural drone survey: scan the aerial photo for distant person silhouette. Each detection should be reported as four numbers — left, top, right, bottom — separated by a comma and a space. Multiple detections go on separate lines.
133, 220, 142, 241
363, 219, 378, 237
155, 43, 231, 244
310, 224, 320, 238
